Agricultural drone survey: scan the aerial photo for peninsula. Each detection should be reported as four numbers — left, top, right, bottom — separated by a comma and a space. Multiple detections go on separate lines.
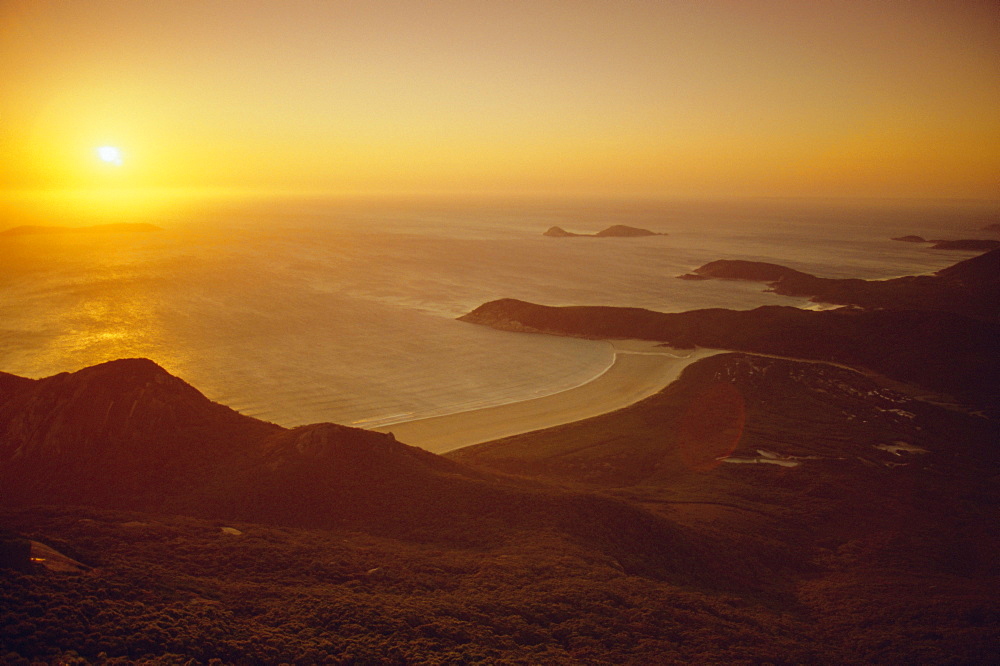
889, 235, 1000, 250
676, 248, 999, 319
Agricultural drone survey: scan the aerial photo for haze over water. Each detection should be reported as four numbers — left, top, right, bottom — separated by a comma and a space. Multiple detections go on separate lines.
1, 196, 994, 428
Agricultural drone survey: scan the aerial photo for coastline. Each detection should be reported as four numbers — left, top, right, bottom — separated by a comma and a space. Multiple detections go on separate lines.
374, 342, 721, 454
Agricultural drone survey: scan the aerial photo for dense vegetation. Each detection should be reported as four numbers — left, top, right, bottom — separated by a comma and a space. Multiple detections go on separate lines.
3, 499, 995, 664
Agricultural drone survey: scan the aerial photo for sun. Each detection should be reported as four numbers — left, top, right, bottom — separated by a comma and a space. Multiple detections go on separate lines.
96, 146, 123, 166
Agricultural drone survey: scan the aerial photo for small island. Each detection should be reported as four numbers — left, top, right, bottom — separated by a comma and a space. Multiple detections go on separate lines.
543, 224, 665, 237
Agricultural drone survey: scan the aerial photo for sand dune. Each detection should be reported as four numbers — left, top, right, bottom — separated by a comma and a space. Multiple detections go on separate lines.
376, 342, 720, 453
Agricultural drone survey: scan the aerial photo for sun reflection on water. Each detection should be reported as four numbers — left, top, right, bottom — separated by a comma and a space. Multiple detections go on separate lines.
0, 229, 189, 381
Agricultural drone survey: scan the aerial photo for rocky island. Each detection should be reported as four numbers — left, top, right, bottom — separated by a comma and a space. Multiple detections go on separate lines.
543, 224, 665, 237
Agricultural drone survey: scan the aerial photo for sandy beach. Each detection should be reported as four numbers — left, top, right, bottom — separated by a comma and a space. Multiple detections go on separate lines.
375, 342, 721, 454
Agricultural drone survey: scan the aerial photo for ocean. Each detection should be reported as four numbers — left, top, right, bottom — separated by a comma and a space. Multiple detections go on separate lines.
0, 195, 994, 428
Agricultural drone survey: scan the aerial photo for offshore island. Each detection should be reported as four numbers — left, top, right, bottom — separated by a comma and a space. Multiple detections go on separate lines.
1, 249, 997, 663
543, 224, 666, 237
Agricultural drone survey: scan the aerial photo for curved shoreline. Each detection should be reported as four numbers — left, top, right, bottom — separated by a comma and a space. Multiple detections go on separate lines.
353, 340, 618, 429
374, 342, 721, 454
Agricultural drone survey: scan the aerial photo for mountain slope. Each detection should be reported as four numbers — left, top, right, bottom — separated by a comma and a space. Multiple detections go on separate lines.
0, 359, 752, 586
0, 359, 280, 510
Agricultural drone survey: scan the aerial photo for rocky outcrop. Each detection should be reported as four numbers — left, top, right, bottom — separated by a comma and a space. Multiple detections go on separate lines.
543, 225, 665, 237
543, 226, 579, 237
595, 225, 663, 237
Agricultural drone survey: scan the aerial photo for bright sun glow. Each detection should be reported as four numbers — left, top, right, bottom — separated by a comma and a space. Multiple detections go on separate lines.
97, 146, 123, 166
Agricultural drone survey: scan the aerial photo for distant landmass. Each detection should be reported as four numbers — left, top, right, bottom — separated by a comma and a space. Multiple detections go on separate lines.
460, 298, 999, 410
980, 222, 1000, 232
676, 248, 999, 319
543, 224, 665, 237
464, 250, 1000, 409
927, 239, 1000, 251
0, 223, 162, 237
889, 235, 1000, 250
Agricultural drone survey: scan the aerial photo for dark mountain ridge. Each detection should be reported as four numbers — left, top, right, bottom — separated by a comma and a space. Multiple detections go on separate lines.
460, 299, 999, 410
677, 248, 1000, 319
0, 359, 742, 585
0, 359, 279, 512
889, 236, 1000, 250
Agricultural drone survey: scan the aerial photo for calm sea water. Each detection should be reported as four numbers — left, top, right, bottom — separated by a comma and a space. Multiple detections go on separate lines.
0, 196, 995, 427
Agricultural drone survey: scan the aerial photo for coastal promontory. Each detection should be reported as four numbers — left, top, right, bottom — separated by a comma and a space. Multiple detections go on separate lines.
677, 249, 1000, 319
927, 239, 1000, 251
889, 235, 1000, 250
461, 258, 1000, 411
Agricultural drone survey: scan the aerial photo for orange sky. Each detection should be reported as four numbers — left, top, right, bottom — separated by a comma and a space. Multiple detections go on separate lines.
2, 0, 999, 200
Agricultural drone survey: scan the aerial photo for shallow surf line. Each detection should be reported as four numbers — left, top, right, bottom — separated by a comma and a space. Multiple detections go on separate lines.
354, 341, 618, 429
374, 344, 721, 454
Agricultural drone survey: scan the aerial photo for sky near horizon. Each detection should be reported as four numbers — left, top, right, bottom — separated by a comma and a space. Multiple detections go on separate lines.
2, 0, 999, 200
